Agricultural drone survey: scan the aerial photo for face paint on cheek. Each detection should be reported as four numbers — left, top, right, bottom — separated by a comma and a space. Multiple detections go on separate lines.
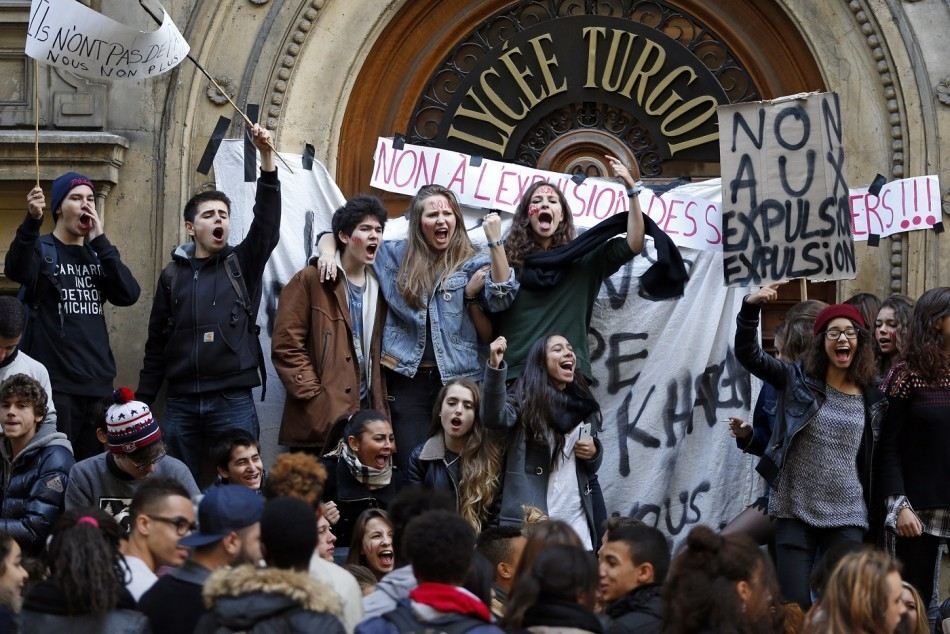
528, 206, 540, 216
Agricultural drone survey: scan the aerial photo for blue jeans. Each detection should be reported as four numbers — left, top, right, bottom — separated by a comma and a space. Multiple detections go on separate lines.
163, 389, 260, 479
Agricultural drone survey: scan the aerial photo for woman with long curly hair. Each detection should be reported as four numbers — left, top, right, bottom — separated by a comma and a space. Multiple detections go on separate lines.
407, 378, 503, 531
873, 294, 914, 377
492, 157, 646, 382
21, 508, 149, 631
877, 286, 950, 604
317, 185, 517, 472
736, 285, 886, 608
664, 525, 780, 634
803, 549, 906, 634
482, 334, 603, 549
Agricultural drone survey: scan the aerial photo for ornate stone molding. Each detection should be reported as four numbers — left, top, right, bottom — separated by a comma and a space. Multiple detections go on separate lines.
846, 0, 907, 292
265, 0, 326, 129
936, 76, 950, 106
206, 75, 237, 106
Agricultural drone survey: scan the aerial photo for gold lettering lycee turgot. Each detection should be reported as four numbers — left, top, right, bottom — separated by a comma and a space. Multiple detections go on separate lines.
446, 18, 724, 157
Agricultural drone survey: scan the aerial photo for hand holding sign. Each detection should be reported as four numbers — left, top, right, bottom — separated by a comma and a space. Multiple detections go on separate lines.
27, 186, 45, 220
250, 124, 275, 172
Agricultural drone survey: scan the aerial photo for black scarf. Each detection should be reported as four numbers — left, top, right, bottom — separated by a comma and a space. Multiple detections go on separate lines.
520, 212, 688, 300
546, 382, 600, 435
522, 600, 604, 633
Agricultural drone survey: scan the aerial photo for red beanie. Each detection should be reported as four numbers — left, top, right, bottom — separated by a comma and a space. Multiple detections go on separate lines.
813, 304, 866, 334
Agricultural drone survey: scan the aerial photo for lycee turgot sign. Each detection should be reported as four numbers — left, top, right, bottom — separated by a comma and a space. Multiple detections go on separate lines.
436, 16, 728, 160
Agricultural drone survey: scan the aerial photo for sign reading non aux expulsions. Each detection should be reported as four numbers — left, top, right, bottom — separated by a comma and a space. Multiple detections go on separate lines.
437, 16, 728, 160
718, 92, 857, 287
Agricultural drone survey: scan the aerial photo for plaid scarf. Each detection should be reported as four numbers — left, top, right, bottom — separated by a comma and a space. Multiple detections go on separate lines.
331, 440, 393, 489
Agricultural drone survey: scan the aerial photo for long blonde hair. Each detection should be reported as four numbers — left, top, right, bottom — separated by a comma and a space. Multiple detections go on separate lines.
429, 378, 503, 531
804, 549, 901, 634
397, 185, 476, 309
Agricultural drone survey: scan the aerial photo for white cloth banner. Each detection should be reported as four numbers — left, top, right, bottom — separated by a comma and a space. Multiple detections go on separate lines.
25, 0, 189, 80
371, 138, 941, 253
217, 141, 763, 546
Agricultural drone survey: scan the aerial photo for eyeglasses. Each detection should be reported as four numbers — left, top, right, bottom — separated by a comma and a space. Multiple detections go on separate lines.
825, 328, 858, 340
130, 449, 166, 471
146, 514, 197, 536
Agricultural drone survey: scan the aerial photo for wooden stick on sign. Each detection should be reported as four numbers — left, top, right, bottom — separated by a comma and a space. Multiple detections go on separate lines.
799, 278, 808, 301
137, 0, 294, 174
33, 60, 40, 187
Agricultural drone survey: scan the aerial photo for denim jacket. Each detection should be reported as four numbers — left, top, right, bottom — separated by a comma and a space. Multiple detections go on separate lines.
374, 241, 518, 381
734, 301, 886, 514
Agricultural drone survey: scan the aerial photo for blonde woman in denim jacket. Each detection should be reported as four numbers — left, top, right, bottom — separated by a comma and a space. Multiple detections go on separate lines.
318, 185, 517, 472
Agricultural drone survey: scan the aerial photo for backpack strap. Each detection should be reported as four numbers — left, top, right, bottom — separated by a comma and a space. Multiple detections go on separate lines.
18, 235, 65, 331
381, 602, 489, 634
223, 252, 267, 401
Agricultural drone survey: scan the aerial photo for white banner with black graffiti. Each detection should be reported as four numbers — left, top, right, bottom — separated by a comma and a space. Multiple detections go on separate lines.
215, 141, 762, 545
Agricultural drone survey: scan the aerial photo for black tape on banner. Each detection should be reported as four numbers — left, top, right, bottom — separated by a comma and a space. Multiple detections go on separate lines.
196, 116, 232, 175
302, 143, 315, 170
934, 221, 945, 234
244, 104, 260, 182
392, 134, 406, 150
469, 155, 483, 167
868, 173, 887, 197
571, 172, 587, 185
867, 234, 880, 247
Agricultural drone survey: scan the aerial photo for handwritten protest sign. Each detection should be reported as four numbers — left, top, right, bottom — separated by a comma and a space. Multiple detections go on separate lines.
849, 175, 941, 239
718, 92, 856, 287
25, 0, 189, 80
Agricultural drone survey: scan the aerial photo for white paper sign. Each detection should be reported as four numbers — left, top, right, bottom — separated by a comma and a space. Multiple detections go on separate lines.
25, 0, 189, 80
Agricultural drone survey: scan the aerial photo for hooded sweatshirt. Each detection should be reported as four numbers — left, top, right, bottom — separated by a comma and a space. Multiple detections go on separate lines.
0, 423, 74, 555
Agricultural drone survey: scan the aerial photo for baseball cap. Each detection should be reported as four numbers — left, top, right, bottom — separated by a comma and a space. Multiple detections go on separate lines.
179, 484, 263, 548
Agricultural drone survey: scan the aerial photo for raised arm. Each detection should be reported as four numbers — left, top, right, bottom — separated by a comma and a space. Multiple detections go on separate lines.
480, 337, 519, 431
607, 155, 645, 254
734, 283, 789, 388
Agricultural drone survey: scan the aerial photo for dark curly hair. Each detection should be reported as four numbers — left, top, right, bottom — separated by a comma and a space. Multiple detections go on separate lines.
0, 374, 47, 419
504, 181, 575, 270
804, 316, 877, 387
46, 508, 125, 616
402, 510, 474, 585
902, 287, 950, 381
663, 525, 778, 634
330, 195, 387, 251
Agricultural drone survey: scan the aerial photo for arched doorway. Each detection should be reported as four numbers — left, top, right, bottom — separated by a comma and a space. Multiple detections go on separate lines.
338, 0, 835, 311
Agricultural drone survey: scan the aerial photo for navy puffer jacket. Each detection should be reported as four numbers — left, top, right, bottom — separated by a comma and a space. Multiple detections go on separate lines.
0, 423, 74, 556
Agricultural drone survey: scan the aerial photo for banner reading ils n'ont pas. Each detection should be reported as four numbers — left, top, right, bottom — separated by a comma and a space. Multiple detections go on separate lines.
25, 0, 189, 80
371, 137, 941, 258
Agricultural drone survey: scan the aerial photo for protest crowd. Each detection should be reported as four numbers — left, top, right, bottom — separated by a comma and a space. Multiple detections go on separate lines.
0, 116, 946, 634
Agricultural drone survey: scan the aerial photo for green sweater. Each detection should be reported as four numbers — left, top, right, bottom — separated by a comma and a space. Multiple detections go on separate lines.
496, 237, 635, 380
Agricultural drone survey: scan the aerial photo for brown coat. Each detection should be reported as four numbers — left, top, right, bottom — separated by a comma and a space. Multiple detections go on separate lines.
272, 262, 387, 448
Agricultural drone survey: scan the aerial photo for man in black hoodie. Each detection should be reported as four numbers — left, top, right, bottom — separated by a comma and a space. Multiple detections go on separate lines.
5, 173, 140, 460
137, 124, 280, 478
599, 521, 670, 634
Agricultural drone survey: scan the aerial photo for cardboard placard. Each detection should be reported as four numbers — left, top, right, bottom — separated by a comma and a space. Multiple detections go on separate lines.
718, 92, 856, 287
